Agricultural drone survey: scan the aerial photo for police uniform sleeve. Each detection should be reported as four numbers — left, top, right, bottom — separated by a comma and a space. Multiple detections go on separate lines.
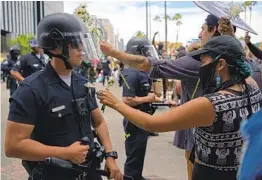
89, 87, 98, 111
8, 83, 39, 125
122, 69, 138, 97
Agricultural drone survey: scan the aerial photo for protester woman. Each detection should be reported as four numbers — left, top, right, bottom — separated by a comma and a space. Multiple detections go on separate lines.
97, 35, 262, 180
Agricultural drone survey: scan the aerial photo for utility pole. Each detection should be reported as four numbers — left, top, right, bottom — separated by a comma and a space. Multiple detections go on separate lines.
146, 1, 149, 39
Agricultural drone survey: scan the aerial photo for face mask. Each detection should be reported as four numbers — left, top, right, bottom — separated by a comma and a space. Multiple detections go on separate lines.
199, 60, 218, 94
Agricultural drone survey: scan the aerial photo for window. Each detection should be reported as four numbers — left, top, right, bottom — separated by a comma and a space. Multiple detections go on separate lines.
2, 1, 6, 30
18, 1, 23, 34
29, 2, 33, 34
25, 1, 28, 34
33, 1, 37, 34
22, 1, 26, 34
11, 1, 14, 33
14, 2, 17, 33
8, 2, 12, 32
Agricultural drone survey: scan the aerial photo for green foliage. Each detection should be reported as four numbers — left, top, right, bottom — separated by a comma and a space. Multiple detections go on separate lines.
135, 31, 146, 38
9, 34, 35, 55
172, 13, 182, 21
73, 3, 94, 31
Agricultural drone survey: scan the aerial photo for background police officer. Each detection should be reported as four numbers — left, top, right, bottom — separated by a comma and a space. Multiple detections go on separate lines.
4, 13, 122, 180
11, 38, 46, 82
122, 37, 161, 180
1, 45, 20, 95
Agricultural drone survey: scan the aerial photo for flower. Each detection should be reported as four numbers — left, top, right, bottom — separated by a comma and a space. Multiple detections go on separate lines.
228, 3, 243, 19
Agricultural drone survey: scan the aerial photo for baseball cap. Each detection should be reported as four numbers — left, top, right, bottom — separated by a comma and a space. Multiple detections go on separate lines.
29, 38, 39, 48
188, 35, 244, 61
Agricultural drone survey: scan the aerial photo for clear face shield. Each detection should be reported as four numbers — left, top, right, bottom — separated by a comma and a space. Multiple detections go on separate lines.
63, 32, 99, 62
144, 45, 159, 60
130, 45, 159, 60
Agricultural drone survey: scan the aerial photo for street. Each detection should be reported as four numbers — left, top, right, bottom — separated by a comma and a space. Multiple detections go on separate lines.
1, 82, 187, 180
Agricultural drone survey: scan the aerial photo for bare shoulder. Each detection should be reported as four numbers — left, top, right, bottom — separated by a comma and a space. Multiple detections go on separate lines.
182, 96, 215, 110
173, 97, 216, 127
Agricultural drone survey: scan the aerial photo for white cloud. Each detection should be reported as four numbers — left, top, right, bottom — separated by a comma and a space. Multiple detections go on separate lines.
64, 1, 262, 46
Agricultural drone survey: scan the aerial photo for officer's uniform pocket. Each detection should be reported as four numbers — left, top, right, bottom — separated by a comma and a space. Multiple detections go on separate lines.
50, 107, 72, 118
48, 102, 74, 129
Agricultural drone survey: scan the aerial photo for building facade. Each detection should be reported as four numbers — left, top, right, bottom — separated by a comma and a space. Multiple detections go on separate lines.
118, 38, 125, 51
1, 1, 64, 53
98, 19, 115, 45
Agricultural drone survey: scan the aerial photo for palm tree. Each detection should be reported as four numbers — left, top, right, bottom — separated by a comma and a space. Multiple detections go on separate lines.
242, 1, 257, 24
249, 1, 257, 25
172, 13, 182, 44
163, 14, 171, 51
242, 1, 249, 21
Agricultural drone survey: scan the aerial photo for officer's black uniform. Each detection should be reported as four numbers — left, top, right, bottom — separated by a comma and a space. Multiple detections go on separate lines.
1, 46, 20, 95
12, 51, 46, 78
1, 59, 8, 83
121, 36, 159, 180
101, 58, 111, 86
122, 67, 152, 180
7, 13, 103, 180
9, 62, 100, 179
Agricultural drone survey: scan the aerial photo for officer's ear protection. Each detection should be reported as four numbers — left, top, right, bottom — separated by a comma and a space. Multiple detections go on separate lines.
47, 28, 72, 69
48, 28, 64, 51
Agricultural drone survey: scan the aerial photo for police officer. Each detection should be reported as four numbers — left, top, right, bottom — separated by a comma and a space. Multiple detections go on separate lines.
101, 56, 112, 86
122, 37, 161, 180
11, 38, 46, 82
1, 45, 20, 95
4, 13, 122, 180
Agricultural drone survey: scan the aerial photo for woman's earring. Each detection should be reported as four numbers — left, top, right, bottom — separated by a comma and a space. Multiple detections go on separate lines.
216, 74, 222, 87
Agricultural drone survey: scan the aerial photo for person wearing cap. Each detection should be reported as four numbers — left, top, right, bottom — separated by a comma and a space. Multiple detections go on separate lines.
99, 14, 240, 180
97, 35, 262, 180
11, 38, 46, 82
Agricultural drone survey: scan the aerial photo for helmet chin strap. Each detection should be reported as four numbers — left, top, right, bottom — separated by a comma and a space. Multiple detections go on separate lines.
47, 52, 73, 70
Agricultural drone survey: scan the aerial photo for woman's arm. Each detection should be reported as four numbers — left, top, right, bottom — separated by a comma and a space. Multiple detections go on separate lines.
113, 97, 215, 132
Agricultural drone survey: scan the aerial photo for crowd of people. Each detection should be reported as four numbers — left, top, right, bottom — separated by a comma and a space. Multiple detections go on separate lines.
1, 9, 262, 180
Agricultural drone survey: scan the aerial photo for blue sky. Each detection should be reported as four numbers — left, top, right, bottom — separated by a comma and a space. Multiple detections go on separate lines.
64, 1, 262, 45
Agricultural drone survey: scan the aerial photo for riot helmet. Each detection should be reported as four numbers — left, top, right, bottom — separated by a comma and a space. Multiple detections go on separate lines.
37, 13, 97, 69
126, 37, 159, 59
9, 45, 20, 59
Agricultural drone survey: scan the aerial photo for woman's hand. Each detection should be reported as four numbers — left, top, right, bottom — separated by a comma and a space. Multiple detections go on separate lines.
96, 90, 122, 109
218, 17, 235, 36
244, 32, 251, 44
99, 40, 116, 57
